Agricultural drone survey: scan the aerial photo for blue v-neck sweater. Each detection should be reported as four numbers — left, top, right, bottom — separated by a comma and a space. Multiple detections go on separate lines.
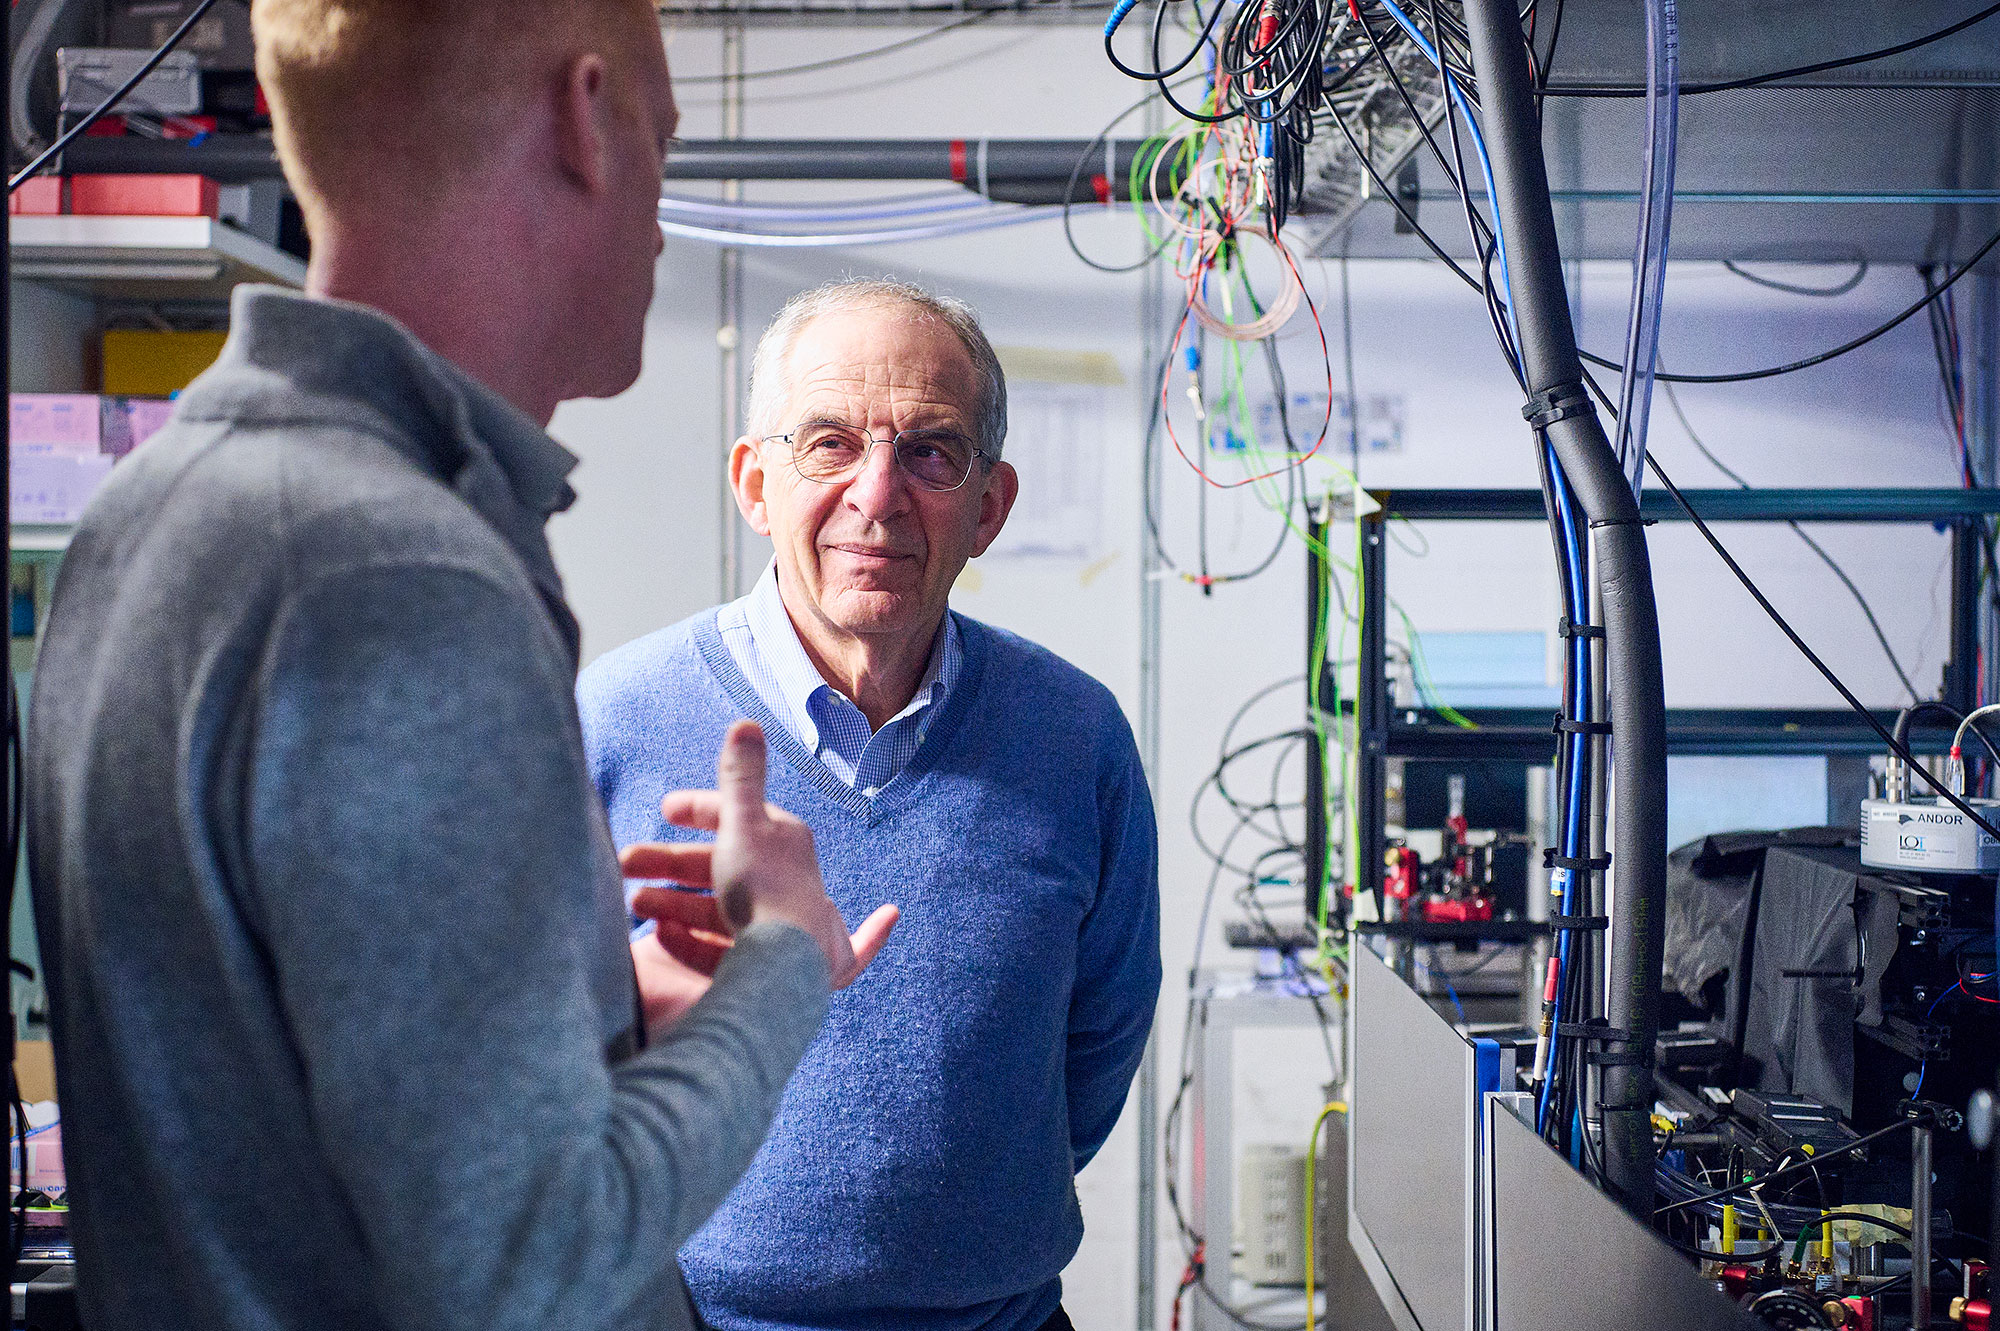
577, 610, 1161, 1331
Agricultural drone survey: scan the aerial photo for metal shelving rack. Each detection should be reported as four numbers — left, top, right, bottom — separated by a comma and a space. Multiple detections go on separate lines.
9, 214, 304, 303
1327, 487, 2000, 915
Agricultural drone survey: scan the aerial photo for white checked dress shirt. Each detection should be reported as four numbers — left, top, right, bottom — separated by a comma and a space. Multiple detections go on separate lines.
717, 563, 961, 798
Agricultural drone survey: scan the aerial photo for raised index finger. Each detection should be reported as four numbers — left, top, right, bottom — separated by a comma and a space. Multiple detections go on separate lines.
717, 720, 770, 825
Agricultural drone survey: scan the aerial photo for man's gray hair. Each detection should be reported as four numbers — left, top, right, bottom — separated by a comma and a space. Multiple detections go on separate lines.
746, 278, 1008, 462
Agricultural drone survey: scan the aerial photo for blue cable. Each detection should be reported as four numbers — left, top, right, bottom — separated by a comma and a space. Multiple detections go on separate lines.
1538, 454, 1591, 1137
1912, 975, 1995, 1095
1912, 985, 1956, 1096
1427, 949, 1468, 1025
1371, 0, 1516, 321
1369, 0, 1602, 1150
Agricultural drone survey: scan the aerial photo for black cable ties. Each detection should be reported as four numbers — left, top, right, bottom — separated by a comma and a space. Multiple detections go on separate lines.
1556, 1019, 1638, 1044
1546, 913, 1610, 932
1520, 382, 1595, 431
1556, 617, 1605, 641
1552, 714, 1614, 736
1588, 516, 1657, 530
1542, 848, 1612, 873
1590, 1052, 1651, 1069
1553, 1021, 1648, 1068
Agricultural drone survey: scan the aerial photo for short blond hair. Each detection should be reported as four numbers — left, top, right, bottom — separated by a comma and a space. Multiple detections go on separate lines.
252, 0, 659, 227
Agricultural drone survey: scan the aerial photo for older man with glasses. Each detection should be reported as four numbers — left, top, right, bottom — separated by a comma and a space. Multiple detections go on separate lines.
578, 278, 1161, 1331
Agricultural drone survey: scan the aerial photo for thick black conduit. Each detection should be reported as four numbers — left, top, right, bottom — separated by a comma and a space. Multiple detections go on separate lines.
1461, 0, 1670, 1214
59, 135, 1157, 204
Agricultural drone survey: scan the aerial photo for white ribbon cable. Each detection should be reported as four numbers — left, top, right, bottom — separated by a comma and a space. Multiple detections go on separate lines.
658, 191, 990, 223
657, 206, 1064, 248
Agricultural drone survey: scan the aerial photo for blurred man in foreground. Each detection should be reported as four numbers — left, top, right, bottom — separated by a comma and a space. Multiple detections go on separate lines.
27, 5, 892, 1329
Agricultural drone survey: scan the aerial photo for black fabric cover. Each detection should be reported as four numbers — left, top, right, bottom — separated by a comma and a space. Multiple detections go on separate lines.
1662, 830, 1895, 1118
1662, 826, 1855, 1012
1742, 845, 1899, 1117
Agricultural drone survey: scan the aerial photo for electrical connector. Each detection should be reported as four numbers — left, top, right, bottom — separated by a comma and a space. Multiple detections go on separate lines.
1252, 1, 1279, 49
1528, 953, 1559, 1086
1885, 754, 1908, 803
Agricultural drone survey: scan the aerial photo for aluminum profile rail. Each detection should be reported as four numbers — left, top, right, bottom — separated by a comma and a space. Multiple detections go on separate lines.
1373, 486, 2000, 522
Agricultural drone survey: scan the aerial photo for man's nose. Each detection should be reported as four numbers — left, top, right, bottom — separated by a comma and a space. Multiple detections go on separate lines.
842, 439, 912, 520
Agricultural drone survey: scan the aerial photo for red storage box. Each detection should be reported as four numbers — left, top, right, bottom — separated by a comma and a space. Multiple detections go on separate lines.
68, 173, 218, 218
9, 176, 63, 216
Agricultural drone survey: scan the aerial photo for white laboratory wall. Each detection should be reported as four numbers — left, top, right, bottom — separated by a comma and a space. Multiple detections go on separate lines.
548, 247, 730, 659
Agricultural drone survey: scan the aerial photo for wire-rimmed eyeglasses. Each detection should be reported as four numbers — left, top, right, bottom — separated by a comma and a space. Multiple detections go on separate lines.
765, 421, 990, 494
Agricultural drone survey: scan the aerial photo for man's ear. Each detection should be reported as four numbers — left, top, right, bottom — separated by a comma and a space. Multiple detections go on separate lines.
968, 459, 1020, 558
729, 437, 774, 536
554, 53, 612, 195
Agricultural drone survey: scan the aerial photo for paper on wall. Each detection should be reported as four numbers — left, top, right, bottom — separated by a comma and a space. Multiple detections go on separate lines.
13, 453, 114, 525
986, 379, 1108, 560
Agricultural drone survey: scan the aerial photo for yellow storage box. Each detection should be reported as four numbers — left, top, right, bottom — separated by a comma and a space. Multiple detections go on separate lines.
102, 329, 229, 397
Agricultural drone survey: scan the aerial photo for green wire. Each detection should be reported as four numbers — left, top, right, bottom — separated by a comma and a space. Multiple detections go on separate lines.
1129, 134, 1174, 248
1790, 1226, 1813, 1267
1396, 607, 1477, 730
1221, 404, 1478, 733
1308, 537, 1334, 932
1203, 275, 1468, 740
1345, 515, 1363, 894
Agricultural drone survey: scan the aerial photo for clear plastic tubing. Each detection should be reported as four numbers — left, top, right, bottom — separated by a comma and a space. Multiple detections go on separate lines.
1615, 0, 1679, 498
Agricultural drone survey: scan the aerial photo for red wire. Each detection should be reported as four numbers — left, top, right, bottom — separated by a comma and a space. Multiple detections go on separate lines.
1170, 1246, 1203, 1331
1157, 240, 1336, 489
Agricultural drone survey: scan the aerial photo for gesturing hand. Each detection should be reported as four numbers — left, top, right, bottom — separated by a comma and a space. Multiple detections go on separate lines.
621, 721, 898, 991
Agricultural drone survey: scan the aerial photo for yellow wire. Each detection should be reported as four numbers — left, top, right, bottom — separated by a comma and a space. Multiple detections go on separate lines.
1304, 1100, 1347, 1328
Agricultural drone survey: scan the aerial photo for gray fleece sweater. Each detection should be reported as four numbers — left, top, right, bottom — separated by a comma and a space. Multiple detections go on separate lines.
26, 286, 830, 1331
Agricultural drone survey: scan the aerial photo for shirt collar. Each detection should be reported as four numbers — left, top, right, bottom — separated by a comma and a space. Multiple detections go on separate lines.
744, 564, 836, 749
742, 562, 958, 731
179, 285, 586, 664
197, 286, 580, 521
906, 615, 956, 717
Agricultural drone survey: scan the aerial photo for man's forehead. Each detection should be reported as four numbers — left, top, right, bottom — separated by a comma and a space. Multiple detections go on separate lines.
784, 309, 980, 412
